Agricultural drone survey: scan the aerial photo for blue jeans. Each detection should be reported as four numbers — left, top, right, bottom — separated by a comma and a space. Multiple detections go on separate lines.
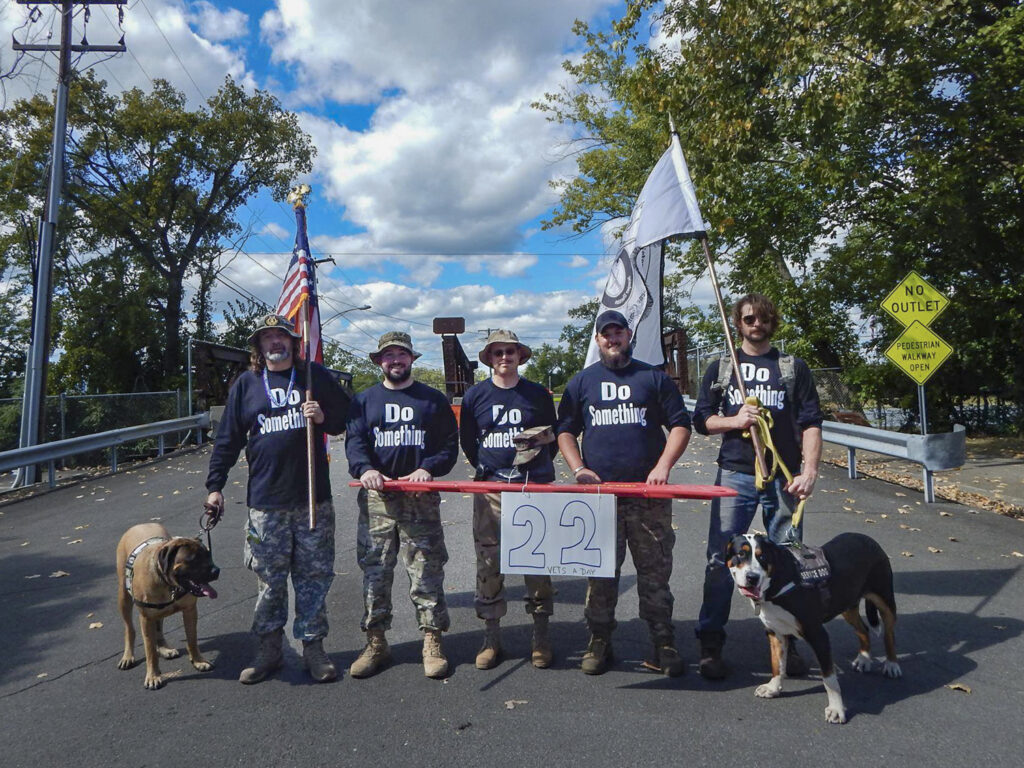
695, 469, 802, 640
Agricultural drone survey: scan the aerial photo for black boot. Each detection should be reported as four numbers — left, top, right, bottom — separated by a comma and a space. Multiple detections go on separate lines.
697, 630, 728, 680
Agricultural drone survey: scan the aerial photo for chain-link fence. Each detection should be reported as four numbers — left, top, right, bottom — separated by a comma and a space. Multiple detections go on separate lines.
0, 391, 184, 464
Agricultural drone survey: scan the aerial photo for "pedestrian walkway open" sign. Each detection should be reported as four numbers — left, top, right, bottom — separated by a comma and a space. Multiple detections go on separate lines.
882, 272, 953, 385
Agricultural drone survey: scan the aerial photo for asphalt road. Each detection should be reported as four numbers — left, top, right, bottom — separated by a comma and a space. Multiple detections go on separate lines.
1, 434, 1022, 767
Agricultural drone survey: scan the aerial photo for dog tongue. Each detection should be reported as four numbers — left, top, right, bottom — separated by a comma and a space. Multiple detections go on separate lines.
201, 584, 218, 599
739, 586, 760, 600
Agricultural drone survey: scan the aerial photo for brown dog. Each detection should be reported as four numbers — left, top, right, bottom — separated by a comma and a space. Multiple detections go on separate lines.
116, 523, 220, 689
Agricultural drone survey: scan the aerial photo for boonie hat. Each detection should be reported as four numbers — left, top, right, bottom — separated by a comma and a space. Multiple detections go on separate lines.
370, 331, 422, 364
512, 425, 555, 466
247, 313, 302, 346
595, 309, 630, 334
479, 329, 532, 365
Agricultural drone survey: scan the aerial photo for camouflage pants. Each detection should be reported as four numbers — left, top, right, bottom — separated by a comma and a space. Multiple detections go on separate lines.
474, 492, 554, 620
356, 488, 450, 632
244, 499, 335, 641
584, 496, 676, 646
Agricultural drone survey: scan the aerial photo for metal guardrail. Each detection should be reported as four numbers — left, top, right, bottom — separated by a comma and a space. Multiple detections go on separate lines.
683, 397, 966, 503
0, 413, 211, 489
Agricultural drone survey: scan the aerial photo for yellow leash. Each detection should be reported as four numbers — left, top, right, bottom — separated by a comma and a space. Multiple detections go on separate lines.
742, 395, 807, 530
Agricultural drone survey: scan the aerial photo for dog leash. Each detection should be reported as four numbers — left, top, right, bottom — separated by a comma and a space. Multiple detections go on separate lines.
742, 395, 807, 534
199, 501, 223, 557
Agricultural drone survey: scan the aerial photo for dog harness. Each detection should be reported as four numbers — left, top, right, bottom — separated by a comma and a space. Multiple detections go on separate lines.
124, 536, 187, 609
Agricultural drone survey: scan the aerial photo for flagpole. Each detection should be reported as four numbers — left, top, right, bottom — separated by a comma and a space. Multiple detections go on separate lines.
290, 190, 318, 530
668, 116, 769, 479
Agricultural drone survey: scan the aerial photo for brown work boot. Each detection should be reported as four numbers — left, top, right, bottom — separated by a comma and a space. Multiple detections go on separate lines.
423, 629, 449, 679
786, 636, 808, 676
645, 644, 685, 677
580, 635, 613, 676
697, 631, 728, 680
349, 629, 391, 679
239, 629, 284, 685
302, 639, 337, 683
475, 619, 503, 670
531, 615, 553, 669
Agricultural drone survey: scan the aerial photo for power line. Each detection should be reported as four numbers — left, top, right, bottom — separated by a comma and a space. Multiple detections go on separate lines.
136, 0, 204, 101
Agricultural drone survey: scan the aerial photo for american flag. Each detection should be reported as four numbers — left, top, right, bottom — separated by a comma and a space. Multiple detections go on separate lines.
276, 205, 322, 364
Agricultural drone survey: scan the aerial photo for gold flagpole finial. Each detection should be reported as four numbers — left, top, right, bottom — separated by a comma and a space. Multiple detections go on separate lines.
287, 183, 311, 210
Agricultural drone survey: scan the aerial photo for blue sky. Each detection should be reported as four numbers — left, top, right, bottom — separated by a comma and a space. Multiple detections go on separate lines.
3, 0, 646, 367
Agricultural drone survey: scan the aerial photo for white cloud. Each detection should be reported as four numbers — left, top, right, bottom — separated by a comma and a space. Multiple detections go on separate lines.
565, 255, 590, 269
259, 221, 289, 241
0, 2, 257, 107
261, 0, 618, 257
190, 1, 249, 42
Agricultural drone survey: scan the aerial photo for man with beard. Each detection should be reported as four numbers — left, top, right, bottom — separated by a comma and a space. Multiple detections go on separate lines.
205, 313, 350, 685
345, 331, 459, 679
692, 293, 823, 680
459, 330, 558, 670
556, 310, 692, 677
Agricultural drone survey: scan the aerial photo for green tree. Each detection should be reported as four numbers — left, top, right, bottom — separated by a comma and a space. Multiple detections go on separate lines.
0, 73, 316, 394
538, 0, 1024, 431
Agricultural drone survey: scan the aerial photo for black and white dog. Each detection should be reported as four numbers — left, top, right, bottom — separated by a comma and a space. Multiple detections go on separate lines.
725, 532, 902, 724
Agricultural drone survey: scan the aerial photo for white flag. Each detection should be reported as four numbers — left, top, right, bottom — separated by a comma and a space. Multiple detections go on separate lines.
584, 134, 705, 367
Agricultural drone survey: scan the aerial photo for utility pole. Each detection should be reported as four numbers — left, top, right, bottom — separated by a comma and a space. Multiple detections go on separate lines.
12, 1, 125, 487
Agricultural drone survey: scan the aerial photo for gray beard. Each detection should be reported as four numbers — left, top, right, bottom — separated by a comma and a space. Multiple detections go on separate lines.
265, 350, 290, 364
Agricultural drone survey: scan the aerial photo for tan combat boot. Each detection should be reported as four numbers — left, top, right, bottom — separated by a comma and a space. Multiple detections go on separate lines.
349, 629, 391, 679
302, 639, 337, 683
239, 629, 284, 685
423, 629, 449, 679
580, 634, 612, 676
475, 619, 503, 670
531, 615, 553, 669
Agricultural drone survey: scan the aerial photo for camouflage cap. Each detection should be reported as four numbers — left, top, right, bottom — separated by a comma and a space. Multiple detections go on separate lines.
370, 331, 422, 363
479, 329, 532, 365
511, 425, 555, 466
247, 313, 302, 346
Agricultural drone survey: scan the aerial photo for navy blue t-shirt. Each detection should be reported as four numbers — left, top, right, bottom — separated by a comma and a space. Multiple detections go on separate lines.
345, 381, 459, 480
692, 348, 824, 475
556, 359, 691, 482
459, 377, 557, 483
205, 363, 350, 509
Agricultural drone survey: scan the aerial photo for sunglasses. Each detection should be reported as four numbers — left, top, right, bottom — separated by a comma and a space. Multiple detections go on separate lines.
741, 314, 767, 326
492, 347, 520, 358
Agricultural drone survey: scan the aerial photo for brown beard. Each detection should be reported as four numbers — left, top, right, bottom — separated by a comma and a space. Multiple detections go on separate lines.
599, 345, 632, 370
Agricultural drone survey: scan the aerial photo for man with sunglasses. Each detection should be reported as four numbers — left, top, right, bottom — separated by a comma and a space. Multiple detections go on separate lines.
459, 330, 558, 670
692, 293, 823, 680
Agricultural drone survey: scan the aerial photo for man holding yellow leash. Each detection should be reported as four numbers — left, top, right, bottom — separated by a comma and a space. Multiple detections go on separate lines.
692, 293, 823, 680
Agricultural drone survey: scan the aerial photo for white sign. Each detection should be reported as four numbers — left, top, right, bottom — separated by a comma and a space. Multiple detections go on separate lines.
500, 492, 617, 578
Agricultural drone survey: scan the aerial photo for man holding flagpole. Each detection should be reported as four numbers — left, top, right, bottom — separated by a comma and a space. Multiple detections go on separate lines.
205, 313, 350, 684
204, 187, 351, 685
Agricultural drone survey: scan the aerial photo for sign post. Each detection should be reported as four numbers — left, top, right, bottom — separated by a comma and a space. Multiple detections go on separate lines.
881, 271, 953, 501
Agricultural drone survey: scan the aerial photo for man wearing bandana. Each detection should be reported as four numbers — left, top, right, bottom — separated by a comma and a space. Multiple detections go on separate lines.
205, 313, 350, 685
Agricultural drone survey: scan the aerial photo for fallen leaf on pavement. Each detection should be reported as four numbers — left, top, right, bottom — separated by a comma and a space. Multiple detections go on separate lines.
1011, 551, 1023, 558
901, 552, 913, 557
939, 511, 952, 517
928, 547, 943, 553
504, 700, 528, 710
946, 683, 971, 694
88, 622, 103, 629
49, 570, 70, 578
67, 539, 83, 545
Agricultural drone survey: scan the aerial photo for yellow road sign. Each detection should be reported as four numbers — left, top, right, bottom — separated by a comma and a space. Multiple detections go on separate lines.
881, 271, 949, 327
884, 321, 953, 385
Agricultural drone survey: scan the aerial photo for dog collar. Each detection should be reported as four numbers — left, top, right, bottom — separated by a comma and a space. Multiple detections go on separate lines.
124, 536, 187, 609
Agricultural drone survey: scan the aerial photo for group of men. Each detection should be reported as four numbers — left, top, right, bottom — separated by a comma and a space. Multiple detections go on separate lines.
204, 293, 823, 685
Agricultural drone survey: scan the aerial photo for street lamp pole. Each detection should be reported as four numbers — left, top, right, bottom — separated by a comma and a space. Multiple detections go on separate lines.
322, 304, 371, 326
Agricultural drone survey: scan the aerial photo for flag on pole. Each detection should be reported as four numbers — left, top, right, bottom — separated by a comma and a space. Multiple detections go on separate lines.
584, 132, 706, 367
276, 204, 323, 365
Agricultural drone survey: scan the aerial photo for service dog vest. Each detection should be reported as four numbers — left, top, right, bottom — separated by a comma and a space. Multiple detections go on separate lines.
124, 536, 187, 608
